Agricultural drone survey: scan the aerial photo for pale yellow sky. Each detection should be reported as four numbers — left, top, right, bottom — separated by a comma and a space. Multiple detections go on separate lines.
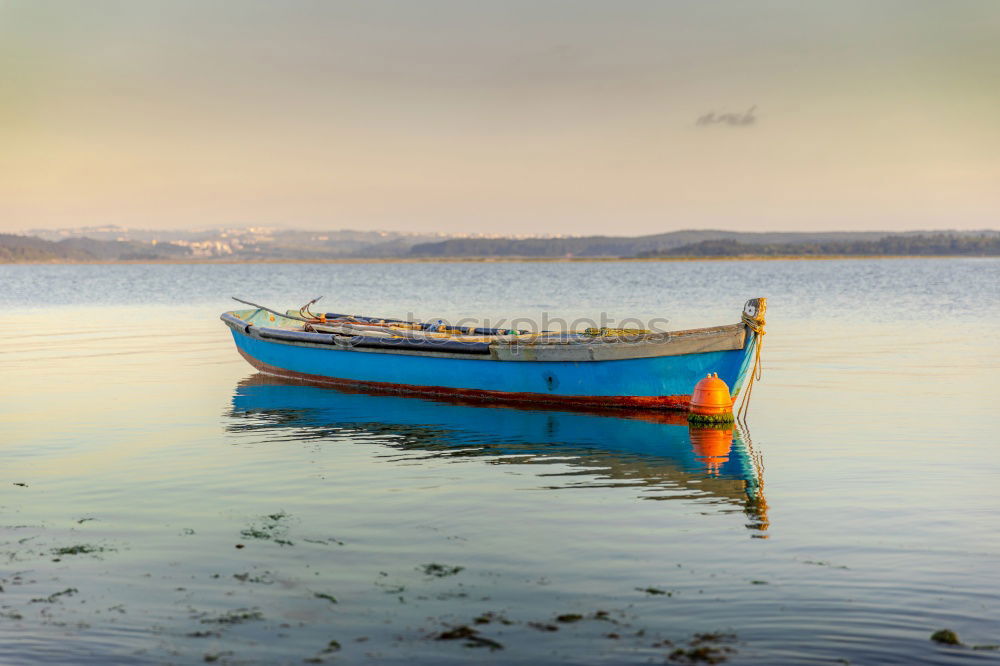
1, 1, 998, 234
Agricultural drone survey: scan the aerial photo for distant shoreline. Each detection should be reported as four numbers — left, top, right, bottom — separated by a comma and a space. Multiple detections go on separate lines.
2, 254, 992, 266
6, 228, 997, 264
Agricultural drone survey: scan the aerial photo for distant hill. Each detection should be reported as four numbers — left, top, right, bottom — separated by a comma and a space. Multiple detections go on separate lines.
0, 233, 191, 263
20, 226, 449, 260
639, 233, 1000, 258
3, 228, 998, 263
407, 230, 990, 258
56, 237, 192, 261
0, 234, 94, 262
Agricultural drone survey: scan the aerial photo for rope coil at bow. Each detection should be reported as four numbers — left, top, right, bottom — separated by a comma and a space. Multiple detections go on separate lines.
736, 301, 766, 424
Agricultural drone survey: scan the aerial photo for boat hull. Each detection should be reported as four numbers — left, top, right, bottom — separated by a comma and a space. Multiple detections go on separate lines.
228, 325, 759, 411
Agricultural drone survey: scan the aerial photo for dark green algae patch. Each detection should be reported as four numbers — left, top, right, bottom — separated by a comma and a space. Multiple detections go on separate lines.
198, 608, 264, 625
51, 544, 114, 557
668, 633, 738, 665
932, 629, 961, 645
29, 588, 78, 603
930, 629, 1000, 651
435, 624, 505, 651
418, 562, 465, 578
240, 510, 294, 545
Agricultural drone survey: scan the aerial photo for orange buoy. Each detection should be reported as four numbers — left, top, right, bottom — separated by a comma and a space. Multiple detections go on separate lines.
688, 425, 733, 475
687, 372, 735, 423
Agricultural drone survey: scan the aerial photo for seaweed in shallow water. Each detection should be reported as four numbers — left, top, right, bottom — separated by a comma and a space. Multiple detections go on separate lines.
30, 587, 78, 603
200, 609, 264, 625
418, 563, 464, 578
668, 632, 737, 664
931, 629, 960, 645
240, 511, 294, 546
435, 625, 503, 651
556, 613, 584, 623
51, 544, 112, 557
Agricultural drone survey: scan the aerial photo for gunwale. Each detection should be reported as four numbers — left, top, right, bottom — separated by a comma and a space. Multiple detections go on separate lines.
221, 311, 747, 362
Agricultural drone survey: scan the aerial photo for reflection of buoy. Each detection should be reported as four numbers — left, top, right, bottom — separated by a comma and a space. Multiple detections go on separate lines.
687, 373, 734, 423
688, 425, 733, 475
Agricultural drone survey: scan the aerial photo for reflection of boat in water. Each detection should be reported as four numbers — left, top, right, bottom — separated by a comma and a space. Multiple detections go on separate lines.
228, 375, 769, 535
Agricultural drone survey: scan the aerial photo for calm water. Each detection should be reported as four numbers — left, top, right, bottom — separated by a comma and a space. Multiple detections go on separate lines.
1, 259, 998, 665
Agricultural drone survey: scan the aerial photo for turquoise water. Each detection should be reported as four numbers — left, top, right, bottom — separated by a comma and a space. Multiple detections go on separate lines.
1, 258, 998, 664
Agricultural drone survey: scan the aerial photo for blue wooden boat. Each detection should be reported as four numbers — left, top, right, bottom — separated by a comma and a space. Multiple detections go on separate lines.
220, 297, 766, 411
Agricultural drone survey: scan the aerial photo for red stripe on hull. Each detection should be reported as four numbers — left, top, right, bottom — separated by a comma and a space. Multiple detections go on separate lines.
237, 348, 691, 412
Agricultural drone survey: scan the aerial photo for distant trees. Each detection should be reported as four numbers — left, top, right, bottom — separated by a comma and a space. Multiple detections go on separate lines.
0, 234, 91, 262
637, 235, 1000, 258
0, 233, 192, 263
412, 232, 1000, 259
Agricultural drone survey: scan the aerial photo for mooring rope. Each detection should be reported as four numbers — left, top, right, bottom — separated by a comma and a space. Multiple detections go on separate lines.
736, 312, 766, 424
735, 421, 769, 533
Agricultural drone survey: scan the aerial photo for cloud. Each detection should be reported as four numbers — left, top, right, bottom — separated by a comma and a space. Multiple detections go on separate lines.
696, 106, 757, 127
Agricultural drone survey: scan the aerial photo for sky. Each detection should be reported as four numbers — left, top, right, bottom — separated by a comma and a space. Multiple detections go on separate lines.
1, 0, 998, 235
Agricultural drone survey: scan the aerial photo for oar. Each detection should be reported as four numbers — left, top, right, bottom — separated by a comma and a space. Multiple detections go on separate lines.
298, 295, 324, 320
231, 297, 315, 324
